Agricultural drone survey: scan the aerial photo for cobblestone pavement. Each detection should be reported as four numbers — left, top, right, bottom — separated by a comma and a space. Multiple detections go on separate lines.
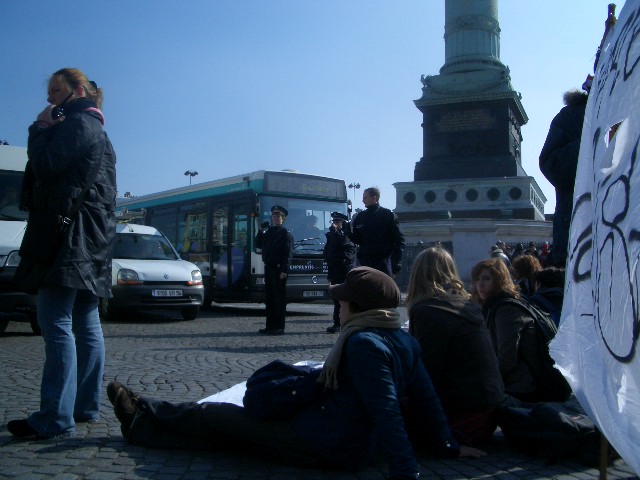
1, 303, 638, 480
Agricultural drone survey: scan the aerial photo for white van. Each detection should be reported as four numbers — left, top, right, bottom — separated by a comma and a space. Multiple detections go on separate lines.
106, 223, 204, 320
0, 145, 38, 333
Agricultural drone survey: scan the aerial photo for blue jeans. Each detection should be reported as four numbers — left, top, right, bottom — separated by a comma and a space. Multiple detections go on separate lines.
28, 285, 105, 436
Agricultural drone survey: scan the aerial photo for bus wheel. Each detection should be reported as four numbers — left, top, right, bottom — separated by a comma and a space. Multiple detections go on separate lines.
181, 306, 200, 321
29, 312, 41, 336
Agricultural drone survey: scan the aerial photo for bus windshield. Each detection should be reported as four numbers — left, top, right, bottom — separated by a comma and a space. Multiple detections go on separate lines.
258, 195, 348, 256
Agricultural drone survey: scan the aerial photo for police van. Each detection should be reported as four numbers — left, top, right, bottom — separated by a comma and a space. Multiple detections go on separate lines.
0, 145, 38, 333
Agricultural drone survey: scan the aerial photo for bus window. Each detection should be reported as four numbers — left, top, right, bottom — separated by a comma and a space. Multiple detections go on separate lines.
178, 203, 207, 254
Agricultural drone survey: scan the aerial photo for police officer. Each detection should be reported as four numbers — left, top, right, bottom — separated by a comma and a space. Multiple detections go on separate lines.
323, 212, 355, 333
255, 205, 294, 335
348, 187, 405, 277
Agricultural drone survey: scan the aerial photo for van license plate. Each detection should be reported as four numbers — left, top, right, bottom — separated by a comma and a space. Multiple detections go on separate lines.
153, 289, 183, 297
303, 291, 324, 298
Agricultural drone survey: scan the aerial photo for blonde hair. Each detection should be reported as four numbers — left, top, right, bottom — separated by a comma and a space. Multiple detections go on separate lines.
470, 258, 520, 305
50, 68, 103, 109
406, 247, 468, 312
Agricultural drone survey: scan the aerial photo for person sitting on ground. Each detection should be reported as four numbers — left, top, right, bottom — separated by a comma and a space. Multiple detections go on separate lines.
406, 247, 506, 446
107, 266, 484, 479
470, 258, 548, 403
527, 266, 565, 327
511, 254, 542, 297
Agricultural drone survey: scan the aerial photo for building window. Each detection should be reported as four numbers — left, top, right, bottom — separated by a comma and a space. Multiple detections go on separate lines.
487, 188, 500, 201
509, 187, 522, 200
424, 191, 437, 203
445, 189, 457, 202
404, 192, 416, 204
466, 189, 479, 201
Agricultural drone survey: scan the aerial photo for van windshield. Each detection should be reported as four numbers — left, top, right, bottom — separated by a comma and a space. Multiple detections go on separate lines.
0, 170, 27, 221
114, 233, 179, 261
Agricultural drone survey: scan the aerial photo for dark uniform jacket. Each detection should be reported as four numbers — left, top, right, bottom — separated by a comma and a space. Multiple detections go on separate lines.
255, 225, 293, 274
409, 292, 505, 413
323, 226, 355, 284
16, 98, 117, 297
348, 204, 404, 273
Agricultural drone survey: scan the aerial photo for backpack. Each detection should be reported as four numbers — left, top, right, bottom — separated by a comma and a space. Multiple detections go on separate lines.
489, 297, 572, 402
498, 395, 600, 463
242, 360, 323, 420
527, 291, 562, 327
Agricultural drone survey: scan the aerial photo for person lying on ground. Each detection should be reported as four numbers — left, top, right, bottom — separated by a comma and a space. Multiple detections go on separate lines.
108, 266, 484, 479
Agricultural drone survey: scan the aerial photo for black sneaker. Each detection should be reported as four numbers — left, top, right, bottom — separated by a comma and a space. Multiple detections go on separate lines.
267, 328, 284, 335
326, 324, 341, 333
7, 419, 44, 440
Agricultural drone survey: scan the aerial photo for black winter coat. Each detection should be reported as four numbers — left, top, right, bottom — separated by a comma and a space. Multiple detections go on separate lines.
323, 226, 355, 284
409, 292, 505, 413
16, 98, 117, 297
539, 92, 588, 267
348, 204, 404, 273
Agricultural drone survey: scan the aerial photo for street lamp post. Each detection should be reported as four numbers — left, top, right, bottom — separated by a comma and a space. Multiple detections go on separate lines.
348, 182, 360, 205
184, 170, 198, 186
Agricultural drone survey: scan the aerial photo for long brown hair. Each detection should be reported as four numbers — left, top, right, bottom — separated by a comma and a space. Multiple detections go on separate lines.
406, 247, 468, 312
50, 68, 103, 108
470, 258, 520, 305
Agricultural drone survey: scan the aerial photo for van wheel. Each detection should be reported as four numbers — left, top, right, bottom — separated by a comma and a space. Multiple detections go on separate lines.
29, 312, 41, 336
181, 306, 199, 321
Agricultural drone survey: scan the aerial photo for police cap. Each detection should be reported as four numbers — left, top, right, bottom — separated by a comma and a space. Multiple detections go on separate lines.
271, 205, 288, 217
330, 212, 348, 222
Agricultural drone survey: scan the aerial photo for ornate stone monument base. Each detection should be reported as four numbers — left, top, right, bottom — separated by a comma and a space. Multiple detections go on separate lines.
397, 216, 552, 285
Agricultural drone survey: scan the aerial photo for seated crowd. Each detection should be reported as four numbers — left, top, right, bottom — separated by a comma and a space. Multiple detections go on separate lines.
104, 245, 583, 478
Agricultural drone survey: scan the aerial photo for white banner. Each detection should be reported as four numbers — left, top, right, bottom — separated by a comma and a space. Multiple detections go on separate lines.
551, 1, 640, 473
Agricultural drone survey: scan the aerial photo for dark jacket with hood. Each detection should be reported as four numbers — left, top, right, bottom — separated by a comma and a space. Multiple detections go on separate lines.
15, 97, 117, 297
539, 91, 588, 267
409, 291, 505, 413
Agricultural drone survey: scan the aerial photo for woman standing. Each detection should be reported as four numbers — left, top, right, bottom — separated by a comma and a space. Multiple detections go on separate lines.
406, 248, 505, 445
9, 68, 117, 438
470, 259, 544, 403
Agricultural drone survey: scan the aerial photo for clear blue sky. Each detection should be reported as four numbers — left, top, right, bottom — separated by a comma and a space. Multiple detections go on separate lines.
1, 1, 616, 213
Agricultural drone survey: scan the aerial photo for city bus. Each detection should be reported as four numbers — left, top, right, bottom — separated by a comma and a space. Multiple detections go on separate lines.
116, 170, 349, 306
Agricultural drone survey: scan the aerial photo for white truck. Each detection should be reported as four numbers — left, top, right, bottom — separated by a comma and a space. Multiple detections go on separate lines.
0, 144, 38, 333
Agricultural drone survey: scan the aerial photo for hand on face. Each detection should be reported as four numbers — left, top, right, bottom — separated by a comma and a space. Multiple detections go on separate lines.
36, 104, 64, 125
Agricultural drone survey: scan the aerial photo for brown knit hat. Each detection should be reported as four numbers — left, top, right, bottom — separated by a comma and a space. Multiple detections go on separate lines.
329, 266, 400, 310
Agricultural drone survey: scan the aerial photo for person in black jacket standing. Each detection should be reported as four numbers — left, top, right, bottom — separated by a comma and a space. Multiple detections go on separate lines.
9, 68, 117, 439
539, 80, 590, 267
255, 205, 293, 335
323, 212, 355, 333
348, 187, 404, 277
